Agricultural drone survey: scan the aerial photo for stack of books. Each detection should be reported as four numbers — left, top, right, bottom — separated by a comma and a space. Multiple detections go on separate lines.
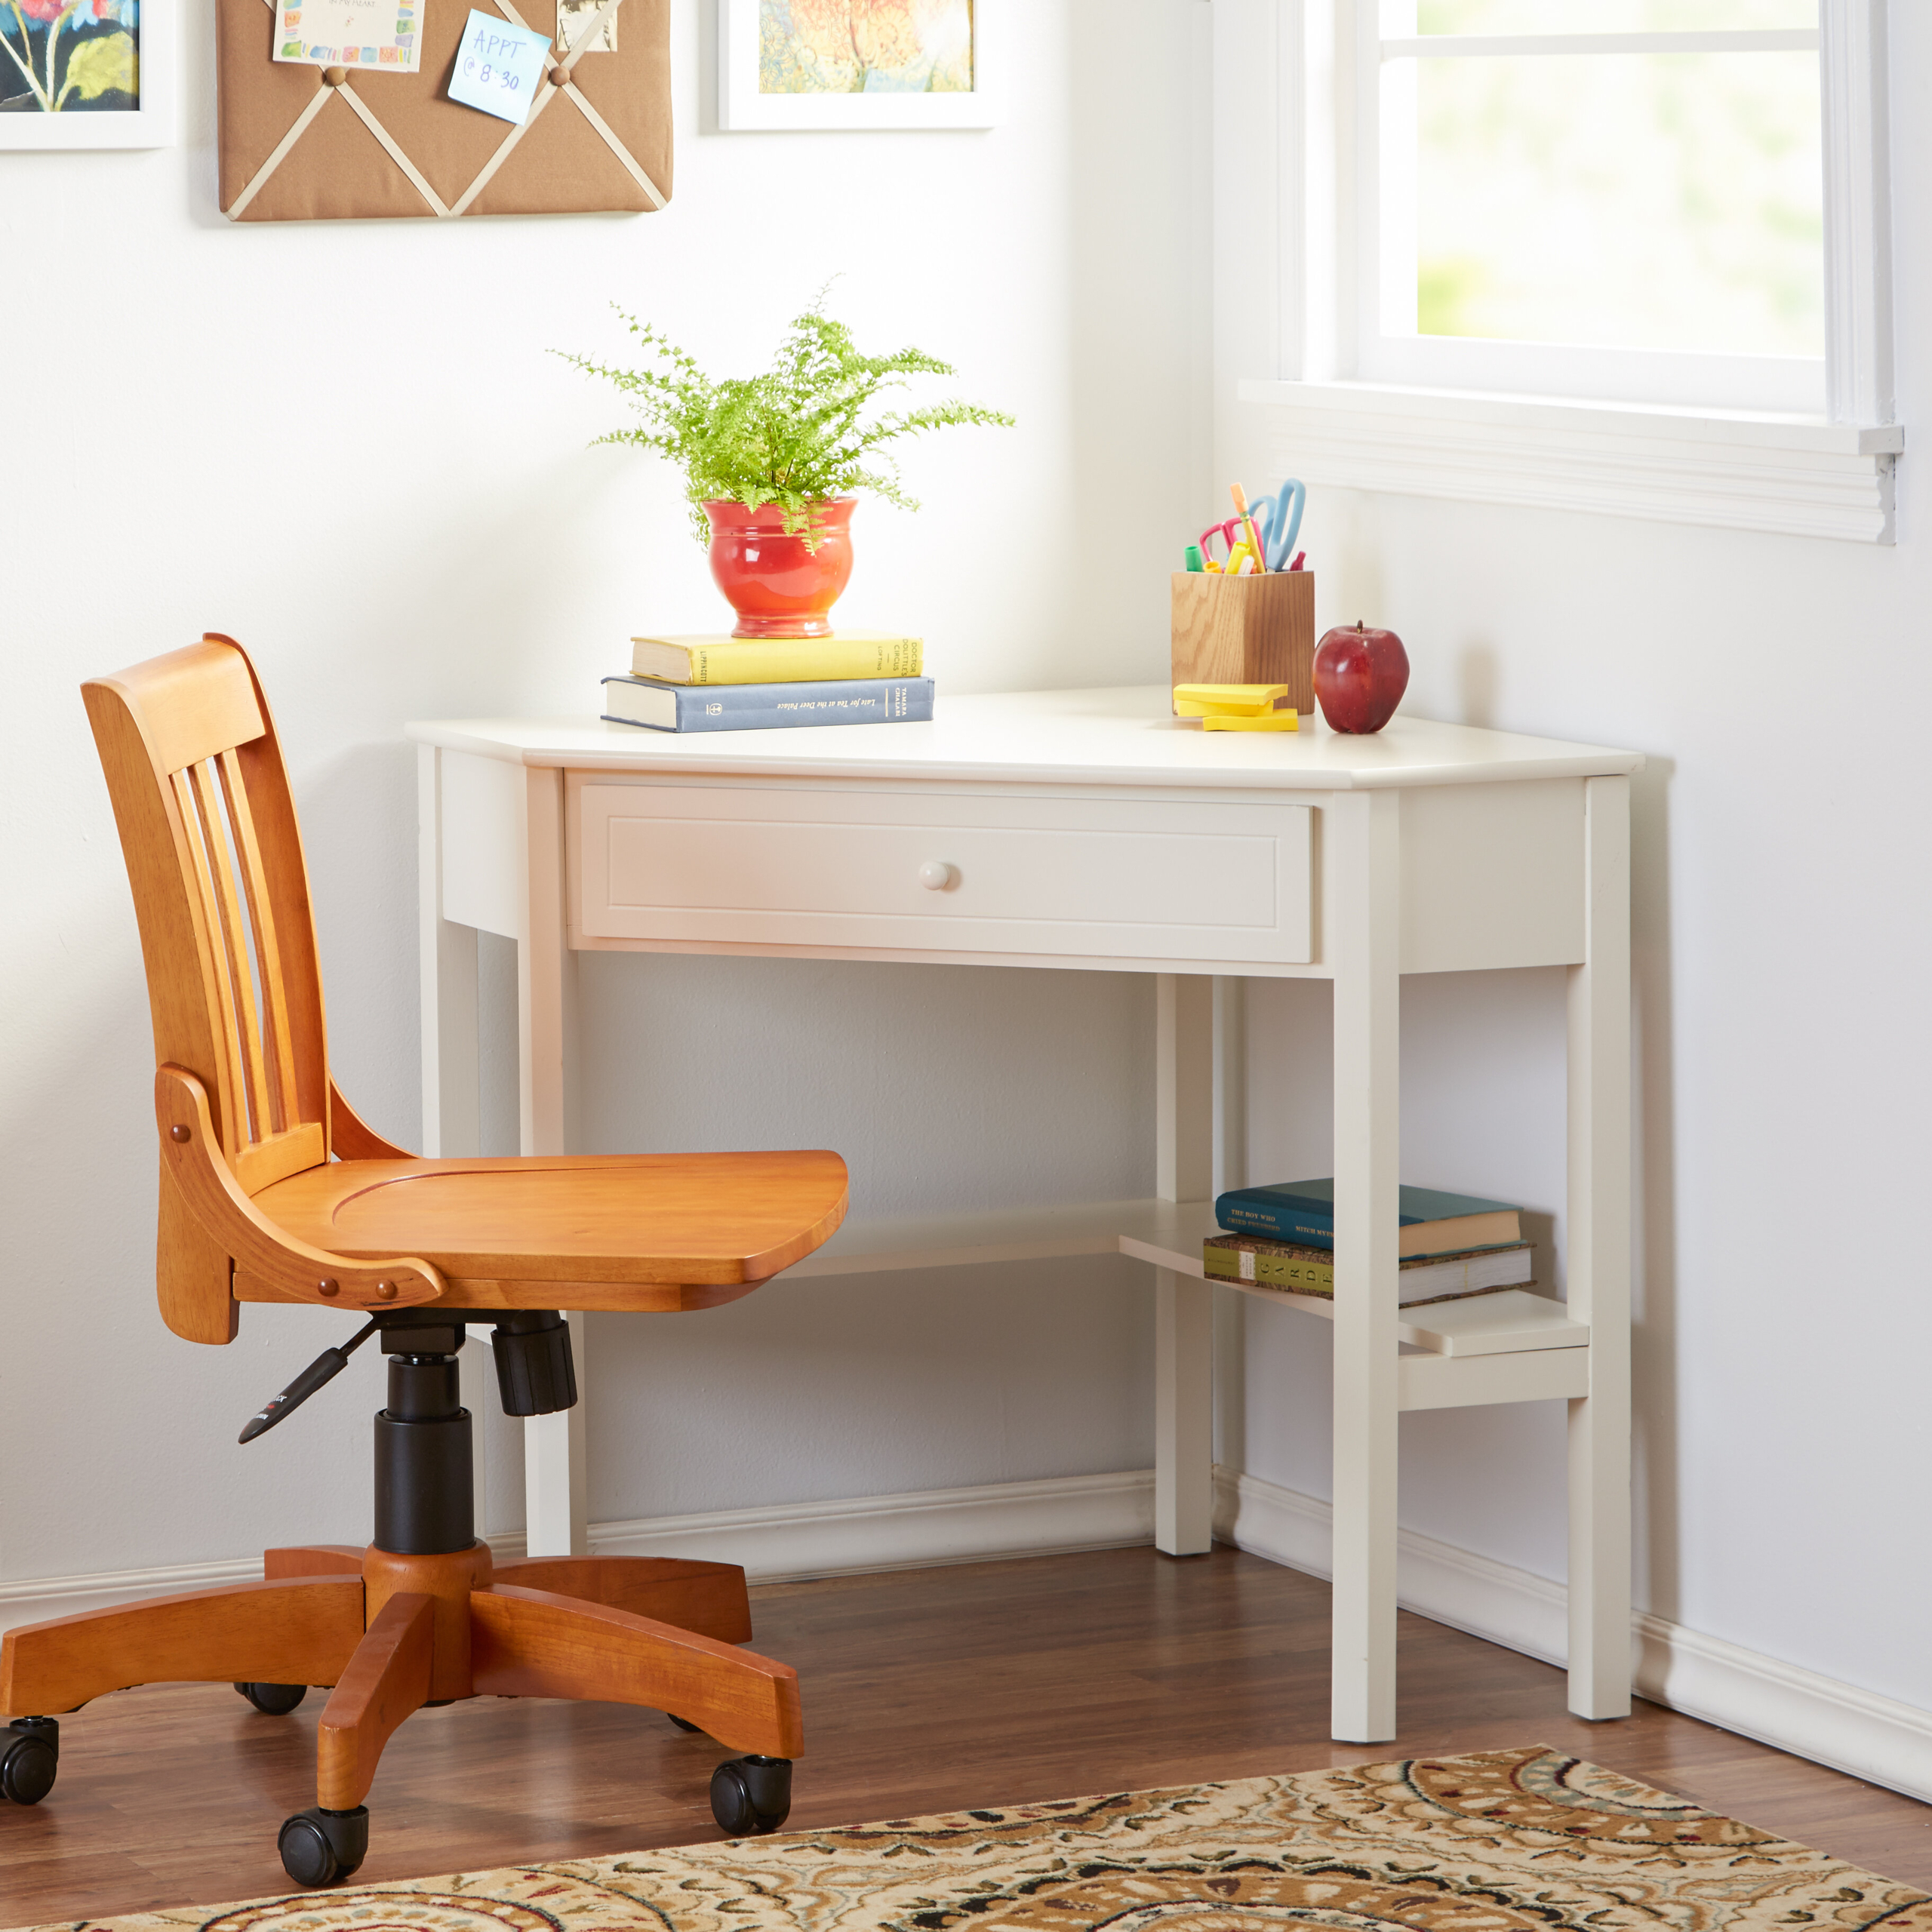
601, 630, 934, 735
1204, 1178, 1533, 1306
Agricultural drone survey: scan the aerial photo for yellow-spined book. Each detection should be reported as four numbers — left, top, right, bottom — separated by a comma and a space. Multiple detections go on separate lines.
631, 631, 924, 685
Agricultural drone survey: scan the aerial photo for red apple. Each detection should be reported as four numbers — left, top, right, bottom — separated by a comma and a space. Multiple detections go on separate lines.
1314, 620, 1409, 734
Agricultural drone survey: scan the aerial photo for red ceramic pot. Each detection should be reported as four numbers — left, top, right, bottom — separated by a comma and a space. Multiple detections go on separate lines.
705, 496, 857, 638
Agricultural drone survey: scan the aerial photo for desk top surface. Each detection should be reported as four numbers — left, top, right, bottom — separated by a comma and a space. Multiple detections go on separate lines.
408, 685, 1643, 792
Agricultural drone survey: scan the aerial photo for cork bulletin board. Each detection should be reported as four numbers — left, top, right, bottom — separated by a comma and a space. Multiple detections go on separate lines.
216, 0, 669, 220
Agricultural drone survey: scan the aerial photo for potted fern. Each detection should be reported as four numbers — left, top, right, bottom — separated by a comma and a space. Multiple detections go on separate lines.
565, 300, 1011, 638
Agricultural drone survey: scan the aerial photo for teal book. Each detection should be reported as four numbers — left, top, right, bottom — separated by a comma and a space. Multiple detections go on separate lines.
1213, 1179, 1522, 1258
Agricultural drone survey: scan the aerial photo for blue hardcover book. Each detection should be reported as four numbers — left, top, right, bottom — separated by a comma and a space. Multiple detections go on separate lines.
602, 674, 934, 734
1213, 1178, 1522, 1257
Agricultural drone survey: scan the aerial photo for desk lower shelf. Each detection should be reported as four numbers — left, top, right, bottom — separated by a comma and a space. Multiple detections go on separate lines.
780, 1198, 1590, 1407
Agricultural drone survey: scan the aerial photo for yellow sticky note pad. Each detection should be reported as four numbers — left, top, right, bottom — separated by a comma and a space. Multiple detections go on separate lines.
1174, 683, 1292, 717
1202, 710, 1299, 732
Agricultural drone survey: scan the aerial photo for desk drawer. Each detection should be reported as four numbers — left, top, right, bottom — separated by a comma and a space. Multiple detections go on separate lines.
574, 781, 1312, 965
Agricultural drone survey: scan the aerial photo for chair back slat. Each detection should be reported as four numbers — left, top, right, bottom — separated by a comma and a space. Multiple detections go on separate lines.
177, 761, 272, 1146
84, 637, 336, 1191
218, 747, 303, 1133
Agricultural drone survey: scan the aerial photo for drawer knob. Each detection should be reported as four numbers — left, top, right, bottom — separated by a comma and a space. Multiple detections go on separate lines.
918, 860, 957, 892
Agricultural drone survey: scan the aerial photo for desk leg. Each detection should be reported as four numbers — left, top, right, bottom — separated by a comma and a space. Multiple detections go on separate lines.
1154, 975, 1214, 1555
1329, 790, 1401, 1744
417, 744, 481, 1162
420, 745, 488, 1536
1566, 775, 1633, 1718
517, 766, 588, 1561
1155, 1271, 1214, 1553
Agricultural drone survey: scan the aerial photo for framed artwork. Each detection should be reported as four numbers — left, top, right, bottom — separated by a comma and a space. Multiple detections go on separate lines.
0, 0, 173, 145
718, 0, 989, 131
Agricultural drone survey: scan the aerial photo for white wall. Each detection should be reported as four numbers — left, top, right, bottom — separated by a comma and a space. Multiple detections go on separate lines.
11, 0, 1919, 1782
0, 1, 1210, 1578
1211, 0, 1932, 1724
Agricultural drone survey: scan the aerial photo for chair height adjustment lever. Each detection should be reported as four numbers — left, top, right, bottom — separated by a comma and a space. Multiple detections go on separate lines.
238, 1321, 379, 1444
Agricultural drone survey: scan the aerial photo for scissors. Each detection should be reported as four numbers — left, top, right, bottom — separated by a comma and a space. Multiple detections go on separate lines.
1252, 479, 1306, 571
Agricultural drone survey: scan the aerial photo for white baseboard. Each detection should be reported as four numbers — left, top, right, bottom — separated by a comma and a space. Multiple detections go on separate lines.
1213, 1465, 1932, 1808
580, 1469, 1156, 1578
6, 1465, 1927, 1814
0, 1469, 1156, 1638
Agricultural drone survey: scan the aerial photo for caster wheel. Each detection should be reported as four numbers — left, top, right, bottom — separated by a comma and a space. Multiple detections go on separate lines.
667, 1713, 703, 1734
709, 1755, 792, 1837
278, 1805, 368, 1887
236, 1681, 308, 1716
0, 1720, 58, 1805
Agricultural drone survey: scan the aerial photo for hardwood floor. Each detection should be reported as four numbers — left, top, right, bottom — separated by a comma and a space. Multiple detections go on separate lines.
2, 1546, 1927, 1927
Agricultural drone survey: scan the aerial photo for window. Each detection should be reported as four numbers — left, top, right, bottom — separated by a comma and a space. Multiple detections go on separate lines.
1364, 2, 1826, 413
1244, 0, 1899, 541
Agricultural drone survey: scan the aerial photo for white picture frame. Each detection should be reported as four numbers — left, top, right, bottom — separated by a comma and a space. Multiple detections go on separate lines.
718, 0, 991, 131
0, 0, 174, 147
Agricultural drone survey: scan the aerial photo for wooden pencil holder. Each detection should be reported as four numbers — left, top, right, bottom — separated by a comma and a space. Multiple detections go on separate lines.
1171, 571, 1315, 715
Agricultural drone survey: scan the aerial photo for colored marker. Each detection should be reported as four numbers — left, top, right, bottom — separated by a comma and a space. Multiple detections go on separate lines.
1230, 484, 1269, 574
1183, 544, 1205, 572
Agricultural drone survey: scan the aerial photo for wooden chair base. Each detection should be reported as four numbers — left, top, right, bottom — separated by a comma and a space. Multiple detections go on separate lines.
0, 1545, 801, 1817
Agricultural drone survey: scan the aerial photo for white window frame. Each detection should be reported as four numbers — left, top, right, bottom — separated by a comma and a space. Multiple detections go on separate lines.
1236, 0, 1901, 542
1361, 14, 1826, 415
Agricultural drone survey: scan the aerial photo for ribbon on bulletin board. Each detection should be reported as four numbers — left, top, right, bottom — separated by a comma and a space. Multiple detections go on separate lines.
216, 0, 669, 222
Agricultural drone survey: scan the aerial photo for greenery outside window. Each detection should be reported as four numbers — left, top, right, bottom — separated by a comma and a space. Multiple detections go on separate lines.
1246, 0, 1898, 540
1364, 1, 1827, 413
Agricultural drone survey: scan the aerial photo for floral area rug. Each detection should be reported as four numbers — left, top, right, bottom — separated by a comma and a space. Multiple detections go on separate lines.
16, 1745, 1931, 1932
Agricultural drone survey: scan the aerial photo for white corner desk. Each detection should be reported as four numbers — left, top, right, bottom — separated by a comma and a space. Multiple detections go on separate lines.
408, 685, 1641, 1743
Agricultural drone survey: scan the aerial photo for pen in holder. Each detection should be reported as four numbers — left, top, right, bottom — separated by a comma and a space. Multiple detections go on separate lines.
1171, 571, 1315, 715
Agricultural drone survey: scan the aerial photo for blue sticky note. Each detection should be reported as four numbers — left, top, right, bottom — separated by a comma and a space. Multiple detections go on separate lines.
448, 8, 551, 124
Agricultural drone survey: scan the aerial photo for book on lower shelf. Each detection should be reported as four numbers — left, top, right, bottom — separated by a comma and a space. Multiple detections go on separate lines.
1203, 1233, 1534, 1305
631, 630, 924, 685
602, 674, 935, 734
1212, 1177, 1521, 1258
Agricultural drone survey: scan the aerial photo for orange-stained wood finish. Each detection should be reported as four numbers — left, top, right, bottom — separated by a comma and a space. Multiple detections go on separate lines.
254, 1152, 850, 1289
234, 1272, 771, 1315
363, 1543, 495, 1703
328, 1080, 412, 1161
316, 1592, 435, 1811
491, 1557, 754, 1643
156, 1066, 445, 1315
471, 1586, 803, 1760
73, 633, 842, 1835
0, 1577, 365, 1717
265, 1545, 368, 1580
157, 1154, 238, 1345
85, 633, 848, 1342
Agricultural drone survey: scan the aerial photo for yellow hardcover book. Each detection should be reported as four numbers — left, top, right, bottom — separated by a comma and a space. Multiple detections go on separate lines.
631, 631, 925, 685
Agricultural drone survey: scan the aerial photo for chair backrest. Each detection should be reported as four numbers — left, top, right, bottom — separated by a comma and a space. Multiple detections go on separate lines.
83, 635, 334, 1197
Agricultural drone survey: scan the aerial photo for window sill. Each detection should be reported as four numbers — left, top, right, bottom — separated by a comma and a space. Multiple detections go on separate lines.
1237, 380, 1904, 544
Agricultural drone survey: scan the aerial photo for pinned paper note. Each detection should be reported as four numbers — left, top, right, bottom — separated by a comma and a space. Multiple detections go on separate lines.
273, 0, 421, 70
557, 0, 616, 54
448, 8, 552, 122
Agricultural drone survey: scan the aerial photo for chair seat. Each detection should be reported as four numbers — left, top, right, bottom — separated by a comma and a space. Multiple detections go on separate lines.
250, 1149, 848, 1312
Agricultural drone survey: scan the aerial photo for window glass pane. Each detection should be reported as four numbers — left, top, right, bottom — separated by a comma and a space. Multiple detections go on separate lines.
1415, 2, 1817, 31
1411, 51, 1823, 355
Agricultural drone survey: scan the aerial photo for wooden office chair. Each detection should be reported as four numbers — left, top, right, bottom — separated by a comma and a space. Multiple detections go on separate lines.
0, 635, 848, 1886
